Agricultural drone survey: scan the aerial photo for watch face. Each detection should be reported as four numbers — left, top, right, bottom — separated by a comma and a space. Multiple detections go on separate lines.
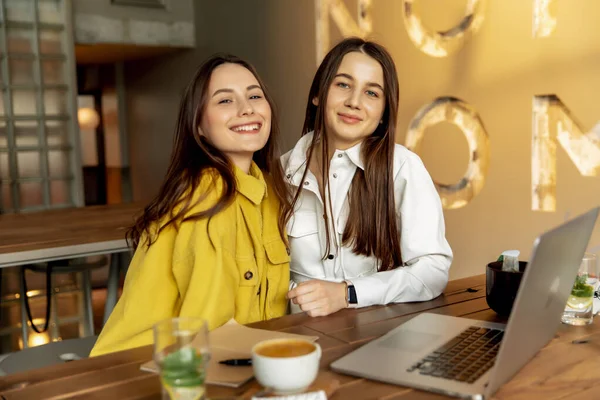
348, 284, 358, 304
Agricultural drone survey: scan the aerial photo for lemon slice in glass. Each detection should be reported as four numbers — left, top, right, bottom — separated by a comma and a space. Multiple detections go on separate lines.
164, 384, 205, 400
566, 294, 593, 309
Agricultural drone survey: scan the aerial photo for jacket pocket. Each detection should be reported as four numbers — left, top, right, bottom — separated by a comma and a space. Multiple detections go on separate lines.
287, 212, 325, 280
264, 239, 290, 265
340, 248, 379, 278
288, 212, 319, 238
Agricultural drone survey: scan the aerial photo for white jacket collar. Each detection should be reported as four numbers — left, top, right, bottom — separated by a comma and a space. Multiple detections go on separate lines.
283, 131, 365, 183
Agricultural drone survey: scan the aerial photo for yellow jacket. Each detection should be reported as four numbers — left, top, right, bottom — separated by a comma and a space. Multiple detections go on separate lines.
90, 163, 290, 356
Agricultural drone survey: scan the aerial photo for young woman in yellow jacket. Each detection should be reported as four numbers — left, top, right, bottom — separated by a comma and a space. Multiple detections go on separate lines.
90, 54, 291, 356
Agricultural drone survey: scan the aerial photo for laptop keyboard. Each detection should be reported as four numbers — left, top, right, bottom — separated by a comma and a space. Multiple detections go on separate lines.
406, 326, 503, 384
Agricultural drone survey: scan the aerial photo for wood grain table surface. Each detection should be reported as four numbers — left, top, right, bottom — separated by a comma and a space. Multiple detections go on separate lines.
2, 274, 599, 399
0, 203, 141, 267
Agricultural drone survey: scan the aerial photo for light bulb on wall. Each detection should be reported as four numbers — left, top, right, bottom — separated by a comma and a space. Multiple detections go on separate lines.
77, 107, 100, 130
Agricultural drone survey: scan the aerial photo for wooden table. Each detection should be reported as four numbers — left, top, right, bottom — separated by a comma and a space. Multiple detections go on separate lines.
0, 202, 141, 268
0, 202, 141, 326
1, 274, 599, 399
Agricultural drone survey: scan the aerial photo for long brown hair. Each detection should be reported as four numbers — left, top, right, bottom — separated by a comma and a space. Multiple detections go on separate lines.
129, 54, 290, 249
285, 37, 401, 271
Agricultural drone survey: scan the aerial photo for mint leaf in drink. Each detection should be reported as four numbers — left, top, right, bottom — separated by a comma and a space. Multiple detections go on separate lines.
572, 284, 594, 298
574, 275, 588, 288
571, 274, 594, 298
160, 347, 205, 388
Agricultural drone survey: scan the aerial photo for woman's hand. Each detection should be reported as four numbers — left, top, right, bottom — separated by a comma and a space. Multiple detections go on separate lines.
287, 280, 348, 317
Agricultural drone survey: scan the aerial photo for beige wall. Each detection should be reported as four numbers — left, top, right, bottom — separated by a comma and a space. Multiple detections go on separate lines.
124, 0, 600, 279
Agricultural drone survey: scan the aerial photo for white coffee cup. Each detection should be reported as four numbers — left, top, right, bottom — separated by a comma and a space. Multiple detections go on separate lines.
251, 338, 321, 394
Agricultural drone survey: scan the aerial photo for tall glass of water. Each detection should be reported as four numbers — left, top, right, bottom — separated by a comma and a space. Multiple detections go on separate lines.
153, 317, 210, 400
561, 253, 597, 326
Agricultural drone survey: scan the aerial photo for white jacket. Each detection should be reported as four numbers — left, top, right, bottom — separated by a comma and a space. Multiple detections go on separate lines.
282, 131, 453, 308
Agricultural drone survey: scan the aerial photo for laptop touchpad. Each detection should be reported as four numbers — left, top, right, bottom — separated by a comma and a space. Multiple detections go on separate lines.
378, 330, 440, 352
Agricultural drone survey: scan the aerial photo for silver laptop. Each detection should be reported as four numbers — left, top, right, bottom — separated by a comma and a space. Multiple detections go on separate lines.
331, 207, 599, 399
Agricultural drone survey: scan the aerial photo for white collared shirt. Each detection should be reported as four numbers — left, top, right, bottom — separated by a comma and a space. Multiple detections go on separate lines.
281, 131, 453, 308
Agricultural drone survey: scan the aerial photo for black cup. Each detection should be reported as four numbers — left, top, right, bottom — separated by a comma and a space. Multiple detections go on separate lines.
486, 261, 528, 316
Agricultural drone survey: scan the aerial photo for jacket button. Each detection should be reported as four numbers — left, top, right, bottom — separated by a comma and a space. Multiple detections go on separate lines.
286, 247, 290, 255
327, 254, 334, 260
244, 271, 253, 280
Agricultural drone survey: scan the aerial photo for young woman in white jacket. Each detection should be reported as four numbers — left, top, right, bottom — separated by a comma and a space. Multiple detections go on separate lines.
283, 37, 453, 317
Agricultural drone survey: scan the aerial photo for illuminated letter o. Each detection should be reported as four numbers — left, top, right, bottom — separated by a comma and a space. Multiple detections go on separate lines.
406, 97, 490, 209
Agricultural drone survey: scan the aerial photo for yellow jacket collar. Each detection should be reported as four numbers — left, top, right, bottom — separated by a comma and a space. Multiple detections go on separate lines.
234, 162, 267, 205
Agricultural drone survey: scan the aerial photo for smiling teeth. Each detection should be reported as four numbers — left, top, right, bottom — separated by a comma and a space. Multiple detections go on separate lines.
232, 124, 260, 132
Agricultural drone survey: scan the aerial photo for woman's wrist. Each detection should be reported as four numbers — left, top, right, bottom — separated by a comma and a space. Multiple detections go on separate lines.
342, 281, 349, 308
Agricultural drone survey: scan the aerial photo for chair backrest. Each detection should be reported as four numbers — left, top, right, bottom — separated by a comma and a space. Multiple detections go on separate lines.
0, 336, 98, 376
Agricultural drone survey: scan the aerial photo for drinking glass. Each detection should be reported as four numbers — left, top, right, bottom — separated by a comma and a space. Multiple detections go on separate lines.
561, 253, 597, 326
153, 317, 210, 400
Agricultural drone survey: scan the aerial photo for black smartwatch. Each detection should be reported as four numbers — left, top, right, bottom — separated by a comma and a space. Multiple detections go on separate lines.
347, 283, 358, 305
